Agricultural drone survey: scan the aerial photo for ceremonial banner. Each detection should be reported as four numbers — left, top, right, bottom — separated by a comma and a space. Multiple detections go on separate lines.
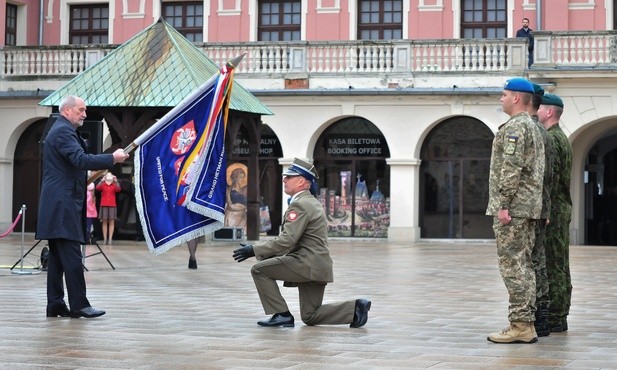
134, 58, 239, 255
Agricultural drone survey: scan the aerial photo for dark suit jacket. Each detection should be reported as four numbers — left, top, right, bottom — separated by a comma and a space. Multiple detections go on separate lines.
253, 190, 334, 283
36, 116, 114, 244
516, 27, 534, 51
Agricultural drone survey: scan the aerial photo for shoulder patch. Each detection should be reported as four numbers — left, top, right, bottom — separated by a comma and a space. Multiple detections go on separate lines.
505, 135, 518, 155
287, 211, 298, 222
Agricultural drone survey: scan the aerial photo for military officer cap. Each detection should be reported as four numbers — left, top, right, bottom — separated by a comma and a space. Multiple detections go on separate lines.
283, 158, 319, 180
541, 93, 564, 108
531, 83, 544, 96
503, 78, 534, 93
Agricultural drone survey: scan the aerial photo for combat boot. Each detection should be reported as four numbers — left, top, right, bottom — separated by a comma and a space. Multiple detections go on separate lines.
534, 304, 550, 337
487, 322, 538, 343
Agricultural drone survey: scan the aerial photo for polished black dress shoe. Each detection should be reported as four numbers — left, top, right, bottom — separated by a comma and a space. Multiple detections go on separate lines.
70, 306, 106, 318
257, 313, 294, 327
46, 305, 71, 318
188, 258, 197, 269
350, 299, 371, 328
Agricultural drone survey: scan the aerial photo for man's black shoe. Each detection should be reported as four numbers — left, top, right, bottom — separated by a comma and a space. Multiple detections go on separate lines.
549, 321, 568, 332
70, 306, 106, 318
257, 313, 294, 327
46, 304, 71, 317
350, 299, 371, 328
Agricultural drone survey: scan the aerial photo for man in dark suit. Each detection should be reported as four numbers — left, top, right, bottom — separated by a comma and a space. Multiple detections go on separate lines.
233, 158, 371, 328
37, 95, 129, 319
516, 17, 534, 67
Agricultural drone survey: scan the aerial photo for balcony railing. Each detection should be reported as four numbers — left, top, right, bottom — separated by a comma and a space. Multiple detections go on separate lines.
200, 38, 527, 74
1, 39, 527, 80
1, 31, 616, 81
533, 30, 617, 67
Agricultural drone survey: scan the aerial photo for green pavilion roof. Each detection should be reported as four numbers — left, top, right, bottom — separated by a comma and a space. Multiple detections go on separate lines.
40, 19, 272, 115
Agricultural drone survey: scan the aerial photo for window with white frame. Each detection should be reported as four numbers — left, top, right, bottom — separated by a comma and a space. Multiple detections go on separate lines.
162, 1, 203, 42
460, 0, 506, 38
357, 0, 402, 40
5, 3, 17, 46
69, 4, 109, 44
258, 0, 301, 41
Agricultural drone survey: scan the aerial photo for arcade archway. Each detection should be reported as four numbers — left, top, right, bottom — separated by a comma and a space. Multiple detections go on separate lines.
419, 116, 494, 239
314, 117, 390, 237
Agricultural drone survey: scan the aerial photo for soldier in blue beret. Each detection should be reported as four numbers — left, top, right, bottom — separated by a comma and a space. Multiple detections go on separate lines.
504, 77, 535, 94
487, 77, 545, 343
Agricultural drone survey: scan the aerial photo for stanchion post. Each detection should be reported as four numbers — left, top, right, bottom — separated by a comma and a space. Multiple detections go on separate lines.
12, 204, 40, 275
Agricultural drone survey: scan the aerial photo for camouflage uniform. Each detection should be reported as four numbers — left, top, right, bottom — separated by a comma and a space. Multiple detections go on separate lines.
532, 116, 554, 308
545, 124, 573, 327
487, 112, 545, 322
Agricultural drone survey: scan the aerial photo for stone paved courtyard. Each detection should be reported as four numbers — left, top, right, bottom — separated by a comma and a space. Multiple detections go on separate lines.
1, 234, 616, 369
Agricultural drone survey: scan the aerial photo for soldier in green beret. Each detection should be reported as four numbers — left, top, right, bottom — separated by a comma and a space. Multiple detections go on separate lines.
538, 93, 573, 333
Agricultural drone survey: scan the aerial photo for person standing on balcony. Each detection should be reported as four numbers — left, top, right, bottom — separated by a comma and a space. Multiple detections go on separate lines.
528, 83, 555, 338
232, 158, 371, 328
516, 18, 534, 67
37, 95, 129, 319
537, 93, 573, 333
486, 78, 545, 343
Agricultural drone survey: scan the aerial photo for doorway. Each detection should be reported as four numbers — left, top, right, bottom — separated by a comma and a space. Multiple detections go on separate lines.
584, 135, 617, 245
419, 116, 494, 238
314, 117, 390, 237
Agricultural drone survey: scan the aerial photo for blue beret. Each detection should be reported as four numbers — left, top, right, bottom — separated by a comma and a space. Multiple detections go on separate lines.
504, 78, 534, 93
531, 83, 544, 96
541, 93, 564, 108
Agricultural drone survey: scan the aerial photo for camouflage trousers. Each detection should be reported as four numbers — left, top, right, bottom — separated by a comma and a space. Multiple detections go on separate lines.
545, 211, 572, 324
533, 219, 550, 307
493, 217, 536, 322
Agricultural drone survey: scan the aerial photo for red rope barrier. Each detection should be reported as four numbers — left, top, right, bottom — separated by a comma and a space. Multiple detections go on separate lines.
0, 211, 22, 238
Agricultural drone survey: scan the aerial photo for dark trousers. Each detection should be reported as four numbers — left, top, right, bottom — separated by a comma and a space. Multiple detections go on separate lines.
47, 238, 90, 311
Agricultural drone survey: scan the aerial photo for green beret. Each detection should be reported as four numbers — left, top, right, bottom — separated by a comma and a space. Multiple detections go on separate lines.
532, 83, 544, 96
504, 78, 534, 93
541, 93, 564, 108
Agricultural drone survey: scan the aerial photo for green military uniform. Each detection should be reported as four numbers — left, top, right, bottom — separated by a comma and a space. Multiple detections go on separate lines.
251, 190, 356, 325
545, 123, 573, 328
487, 111, 545, 323
532, 116, 554, 310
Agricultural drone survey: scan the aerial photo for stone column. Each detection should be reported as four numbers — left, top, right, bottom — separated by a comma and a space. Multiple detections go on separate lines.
386, 158, 421, 242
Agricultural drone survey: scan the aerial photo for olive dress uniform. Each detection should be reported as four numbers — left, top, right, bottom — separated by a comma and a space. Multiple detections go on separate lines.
233, 158, 370, 328
251, 190, 358, 326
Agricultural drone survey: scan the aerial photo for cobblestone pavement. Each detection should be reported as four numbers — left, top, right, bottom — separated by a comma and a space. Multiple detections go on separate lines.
1, 234, 616, 369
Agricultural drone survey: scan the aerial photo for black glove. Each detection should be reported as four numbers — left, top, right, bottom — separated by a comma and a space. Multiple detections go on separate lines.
233, 243, 255, 262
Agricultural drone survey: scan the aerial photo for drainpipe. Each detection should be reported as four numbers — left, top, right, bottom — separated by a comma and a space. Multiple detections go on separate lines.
39, 0, 44, 45
536, 0, 542, 31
